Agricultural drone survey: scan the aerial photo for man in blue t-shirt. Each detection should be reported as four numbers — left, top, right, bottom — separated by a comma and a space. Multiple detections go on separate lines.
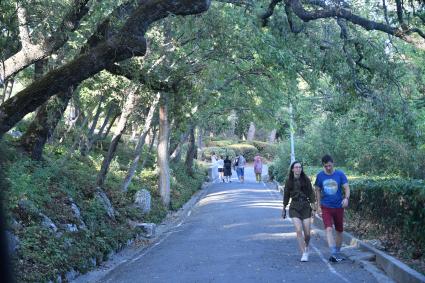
314, 154, 350, 263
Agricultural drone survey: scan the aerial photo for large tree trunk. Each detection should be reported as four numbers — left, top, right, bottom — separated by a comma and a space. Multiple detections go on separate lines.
121, 93, 159, 192
19, 88, 74, 160
96, 87, 137, 188
247, 122, 256, 141
185, 125, 196, 176
0, 0, 210, 138
0, 0, 90, 82
80, 93, 106, 155
158, 93, 171, 207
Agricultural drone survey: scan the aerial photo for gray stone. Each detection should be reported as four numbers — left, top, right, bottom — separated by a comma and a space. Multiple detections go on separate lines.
64, 223, 78, 232
137, 223, 156, 238
65, 268, 79, 282
134, 189, 151, 214
40, 213, 58, 232
89, 257, 97, 267
95, 188, 116, 219
10, 218, 23, 231
7, 129, 22, 138
5, 230, 20, 254
69, 199, 87, 229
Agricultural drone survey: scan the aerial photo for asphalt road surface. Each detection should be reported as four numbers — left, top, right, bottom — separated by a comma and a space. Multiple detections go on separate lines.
95, 166, 378, 283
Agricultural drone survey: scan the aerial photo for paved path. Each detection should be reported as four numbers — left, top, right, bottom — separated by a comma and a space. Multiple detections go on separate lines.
93, 166, 377, 283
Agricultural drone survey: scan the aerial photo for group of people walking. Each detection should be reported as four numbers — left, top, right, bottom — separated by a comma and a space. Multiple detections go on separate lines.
210, 152, 263, 183
282, 154, 350, 263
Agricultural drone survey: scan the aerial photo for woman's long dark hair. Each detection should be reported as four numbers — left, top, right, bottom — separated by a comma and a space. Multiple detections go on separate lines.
285, 161, 310, 193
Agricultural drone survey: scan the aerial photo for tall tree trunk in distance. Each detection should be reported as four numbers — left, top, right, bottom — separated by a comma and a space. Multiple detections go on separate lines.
96, 87, 137, 188
247, 122, 256, 141
80, 93, 106, 155
1, 78, 14, 104
140, 126, 157, 170
34, 58, 48, 80
158, 92, 171, 207
95, 102, 117, 140
121, 93, 159, 192
185, 125, 196, 176
102, 111, 121, 139
19, 87, 73, 160
170, 130, 190, 163
196, 127, 204, 150
269, 129, 277, 143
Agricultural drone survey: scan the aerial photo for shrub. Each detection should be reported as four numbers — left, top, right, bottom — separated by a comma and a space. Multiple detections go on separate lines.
250, 140, 278, 160
350, 178, 425, 259
227, 143, 258, 161
201, 147, 236, 161
205, 139, 234, 147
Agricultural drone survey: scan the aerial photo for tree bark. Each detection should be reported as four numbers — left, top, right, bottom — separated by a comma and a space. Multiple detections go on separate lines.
96, 101, 118, 140
141, 127, 157, 170
269, 129, 277, 143
96, 87, 137, 188
102, 111, 121, 139
1, 79, 14, 105
80, 93, 106, 155
19, 88, 74, 160
170, 130, 190, 163
247, 122, 256, 141
121, 93, 159, 192
0, 0, 211, 138
158, 92, 171, 207
185, 125, 196, 176
0, 0, 90, 82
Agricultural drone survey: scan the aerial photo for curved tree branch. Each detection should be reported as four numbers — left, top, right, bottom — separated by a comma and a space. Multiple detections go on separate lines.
285, 0, 425, 50
0, 0, 91, 83
0, 0, 211, 138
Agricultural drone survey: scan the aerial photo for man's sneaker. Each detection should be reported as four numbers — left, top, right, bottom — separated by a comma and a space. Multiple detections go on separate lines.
301, 252, 309, 262
329, 254, 343, 263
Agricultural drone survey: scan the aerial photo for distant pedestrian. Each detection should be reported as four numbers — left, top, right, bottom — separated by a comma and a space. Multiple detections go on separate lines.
314, 154, 350, 263
210, 152, 217, 164
223, 156, 232, 183
282, 161, 316, 262
233, 154, 246, 183
253, 154, 263, 183
217, 156, 224, 182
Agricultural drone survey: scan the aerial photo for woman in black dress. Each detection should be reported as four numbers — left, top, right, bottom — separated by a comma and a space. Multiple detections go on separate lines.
282, 161, 316, 262
223, 156, 232, 183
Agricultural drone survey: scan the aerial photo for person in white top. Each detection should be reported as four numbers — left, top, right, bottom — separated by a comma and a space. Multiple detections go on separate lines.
211, 152, 218, 164
217, 156, 224, 182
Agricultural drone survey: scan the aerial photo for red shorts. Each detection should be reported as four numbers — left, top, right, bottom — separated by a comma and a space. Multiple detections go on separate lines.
321, 206, 344, 232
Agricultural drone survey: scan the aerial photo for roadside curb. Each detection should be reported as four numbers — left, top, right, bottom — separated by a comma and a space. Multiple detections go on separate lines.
273, 182, 425, 283
312, 209, 425, 283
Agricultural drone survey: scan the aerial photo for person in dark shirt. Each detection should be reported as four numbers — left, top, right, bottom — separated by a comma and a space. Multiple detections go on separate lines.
282, 161, 316, 262
223, 156, 232, 183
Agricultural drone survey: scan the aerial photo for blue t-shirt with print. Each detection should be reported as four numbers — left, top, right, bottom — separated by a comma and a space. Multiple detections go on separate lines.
314, 170, 348, 208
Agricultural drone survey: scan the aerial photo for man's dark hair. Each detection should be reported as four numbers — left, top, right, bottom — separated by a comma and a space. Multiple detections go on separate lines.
321, 154, 333, 164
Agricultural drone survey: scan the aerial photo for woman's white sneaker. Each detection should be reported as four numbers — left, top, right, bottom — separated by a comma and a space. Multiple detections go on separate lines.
301, 252, 309, 262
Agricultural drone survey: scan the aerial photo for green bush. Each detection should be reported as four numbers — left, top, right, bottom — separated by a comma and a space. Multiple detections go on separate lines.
250, 140, 278, 160
227, 143, 258, 161
201, 147, 236, 161
350, 178, 425, 259
205, 139, 234, 147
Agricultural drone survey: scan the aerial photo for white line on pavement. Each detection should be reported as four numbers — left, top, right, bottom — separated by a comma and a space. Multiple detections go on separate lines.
311, 244, 351, 283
